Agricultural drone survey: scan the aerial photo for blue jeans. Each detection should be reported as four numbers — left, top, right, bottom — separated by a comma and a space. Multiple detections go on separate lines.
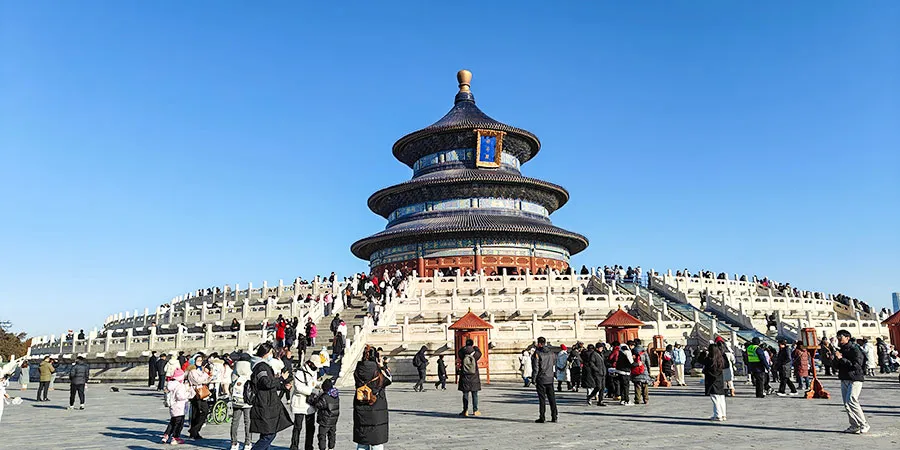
251, 433, 276, 450
462, 391, 479, 412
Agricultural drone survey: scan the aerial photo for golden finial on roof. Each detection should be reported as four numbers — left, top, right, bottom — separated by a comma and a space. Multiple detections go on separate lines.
457, 69, 472, 93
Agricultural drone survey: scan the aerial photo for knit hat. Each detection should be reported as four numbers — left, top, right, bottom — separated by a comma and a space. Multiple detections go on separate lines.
560, 344, 567, 351
172, 368, 185, 381
309, 352, 328, 368
714, 336, 725, 344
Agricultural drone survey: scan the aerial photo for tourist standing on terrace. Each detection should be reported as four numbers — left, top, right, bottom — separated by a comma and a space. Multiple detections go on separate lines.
834, 330, 870, 434
411, 346, 428, 392
555, 344, 570, 392
532, 336, 558, 422
582, 343, 606, 406
354, 345, 392, 450
774, 340, 798, 397
36, 356, 54, 401
519, 348, 533, 387
458, 338, 483, 417
250, 342, 294, 450
67, 356, 89, 410
672, 343, 686, 386
746, 338, 769, 398
148, 351, 158, 387
18, 361, 28, 391
702, 343, 727, 421
155, 354, 168, 391
820, 338, 835, 376
792, 341, 810, 391
187, 353, 212, 440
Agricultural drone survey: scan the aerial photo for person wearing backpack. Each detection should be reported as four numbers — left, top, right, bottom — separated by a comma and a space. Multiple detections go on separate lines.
434, 355, 447, 390
630, 339, 652, 405
229, 359, 253, 450
457, 338, 483, 417
412, 346, 428, 392
354, 345, 392, 449
531, 336, 558, 423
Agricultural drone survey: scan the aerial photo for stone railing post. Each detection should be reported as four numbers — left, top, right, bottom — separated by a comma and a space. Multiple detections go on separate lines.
201, 302, 208, 323
149, 327, 157, 351
175, 326, 184, 350
313, 276, 320, 296
277, 279, 284, 297
204, 323, 213, 348
104, 333, 111, 353
247, 282, 254, 303
124, 328, 133, 352
531, 312, 539, 341
574, 312, 582, 339
237, 320, 246, 348
265, 297, 274, 319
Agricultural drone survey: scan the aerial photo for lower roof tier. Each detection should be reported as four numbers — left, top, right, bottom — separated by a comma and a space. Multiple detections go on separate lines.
351, 213, 588, 260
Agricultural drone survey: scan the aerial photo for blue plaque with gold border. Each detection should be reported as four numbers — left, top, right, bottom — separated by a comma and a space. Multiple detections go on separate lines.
475, 129, 505, 168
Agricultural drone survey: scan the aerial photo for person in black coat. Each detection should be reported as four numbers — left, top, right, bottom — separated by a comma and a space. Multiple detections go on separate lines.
249, 342, 294, 450
702, 343, 727, 421
434, 355, 447, 390
354, 346, 392, 448
148, 351, 158, 387
457, 339, 483, 416
833, 330, 869, 433
583, 343, 606, 406
311, 378, 340, 450
774, 340, 798, 396
155, 354, 168, 391
412, 346, 428, 392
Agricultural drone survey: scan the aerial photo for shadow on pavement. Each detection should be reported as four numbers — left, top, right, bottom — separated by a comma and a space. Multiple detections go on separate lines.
392, 408, 534, 424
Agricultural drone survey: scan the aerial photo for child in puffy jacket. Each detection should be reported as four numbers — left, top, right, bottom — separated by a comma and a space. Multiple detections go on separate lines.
310, 378, 340, 450
162, 368, 194, 445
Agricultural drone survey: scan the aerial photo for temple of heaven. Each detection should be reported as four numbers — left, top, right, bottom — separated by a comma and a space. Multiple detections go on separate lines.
351, 70, 588, 276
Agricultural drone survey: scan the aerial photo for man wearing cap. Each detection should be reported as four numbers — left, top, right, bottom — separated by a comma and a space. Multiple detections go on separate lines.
745, 337, 769, 398
290, 352, 326, 450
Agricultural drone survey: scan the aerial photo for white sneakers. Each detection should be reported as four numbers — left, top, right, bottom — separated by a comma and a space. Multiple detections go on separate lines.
844, 425, 871, 434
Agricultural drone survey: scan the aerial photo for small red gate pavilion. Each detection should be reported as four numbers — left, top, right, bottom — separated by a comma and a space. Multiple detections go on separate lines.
449, 310, 494, 383
882, 310, 900, 348
598, 307, 644, 344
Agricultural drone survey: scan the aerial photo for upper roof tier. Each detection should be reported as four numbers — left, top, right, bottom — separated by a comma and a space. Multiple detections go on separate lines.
392, 70, 541, 168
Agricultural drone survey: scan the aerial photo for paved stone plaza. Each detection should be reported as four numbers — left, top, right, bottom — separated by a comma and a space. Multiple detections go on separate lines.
1, 376, 897, 449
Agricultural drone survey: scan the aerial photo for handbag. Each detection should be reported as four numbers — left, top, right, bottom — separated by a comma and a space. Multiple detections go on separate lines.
195, 385, 211, 400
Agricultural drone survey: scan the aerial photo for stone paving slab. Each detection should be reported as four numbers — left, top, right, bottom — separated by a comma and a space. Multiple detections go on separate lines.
1, 375, 898, 449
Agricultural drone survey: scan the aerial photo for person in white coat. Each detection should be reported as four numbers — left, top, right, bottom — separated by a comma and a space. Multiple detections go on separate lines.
290, 352, 327, 450
519, 349, 534, 387
862, 339, 878, 376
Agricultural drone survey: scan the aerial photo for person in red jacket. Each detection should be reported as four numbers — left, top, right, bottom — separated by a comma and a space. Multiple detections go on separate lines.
275, 317, 287, 349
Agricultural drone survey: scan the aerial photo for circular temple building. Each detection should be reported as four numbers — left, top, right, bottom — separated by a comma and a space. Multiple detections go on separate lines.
351, 70, 588, 276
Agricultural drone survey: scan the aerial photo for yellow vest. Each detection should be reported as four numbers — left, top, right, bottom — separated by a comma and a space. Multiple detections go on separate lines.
747, 345, 760, 363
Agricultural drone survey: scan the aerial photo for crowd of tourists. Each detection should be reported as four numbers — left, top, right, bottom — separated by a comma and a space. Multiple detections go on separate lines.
396, 327, 890, 435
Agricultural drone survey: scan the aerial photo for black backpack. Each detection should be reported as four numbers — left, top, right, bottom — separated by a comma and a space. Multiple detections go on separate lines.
244, 373, 259, 406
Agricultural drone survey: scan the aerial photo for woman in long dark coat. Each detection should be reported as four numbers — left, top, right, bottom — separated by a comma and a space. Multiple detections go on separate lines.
412, 346, 428, 392
702, 344, 727, 421
354, 346, 392, 449
249, 342, 293, 450
457, 339, 482, 416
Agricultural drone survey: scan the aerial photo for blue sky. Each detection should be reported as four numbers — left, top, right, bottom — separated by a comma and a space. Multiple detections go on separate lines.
1, 2, 898, 337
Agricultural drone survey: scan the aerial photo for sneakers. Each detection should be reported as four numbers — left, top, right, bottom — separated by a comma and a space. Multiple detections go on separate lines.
535, 418, 545, 423
843, 426, 860, 434
170, 437, 185, 445
459, 410, 469, 417
788, 392, 798, 396
472, 411, 481, 417
67, 406, 75, 410
230, 443, 239, 450
161, 434, 169, 444
776, 392, 788, 397
859, 424, 871, 434
79, 404, 85, 410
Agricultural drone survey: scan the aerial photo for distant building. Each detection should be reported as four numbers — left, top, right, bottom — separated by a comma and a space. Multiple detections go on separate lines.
893, 292, 900, 314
